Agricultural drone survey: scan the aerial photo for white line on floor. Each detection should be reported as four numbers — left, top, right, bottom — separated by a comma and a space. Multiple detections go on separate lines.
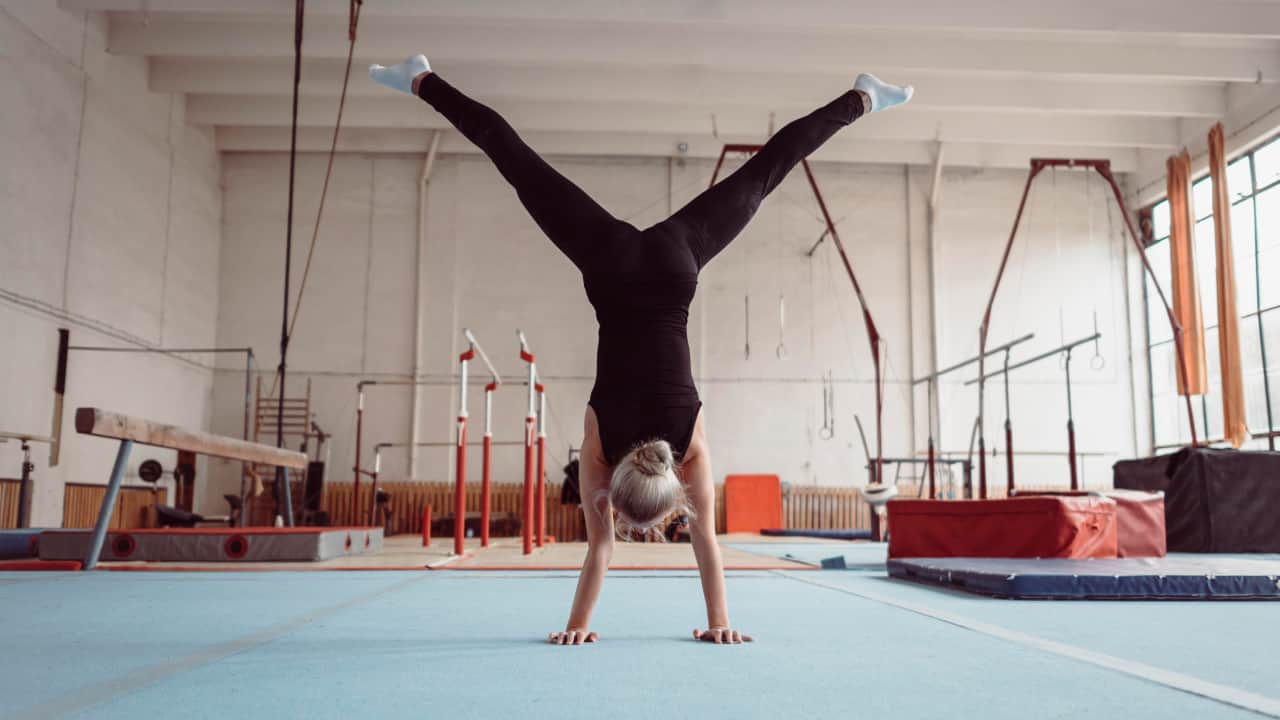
775, 571, 1280, 719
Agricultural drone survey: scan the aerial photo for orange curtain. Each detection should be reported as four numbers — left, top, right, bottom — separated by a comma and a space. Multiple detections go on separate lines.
1208, 123, 1249, 446
1166, 150, 1208, 396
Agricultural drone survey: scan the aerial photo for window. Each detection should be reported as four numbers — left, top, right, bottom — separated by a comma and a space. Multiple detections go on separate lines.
1145, 135, 1280, 450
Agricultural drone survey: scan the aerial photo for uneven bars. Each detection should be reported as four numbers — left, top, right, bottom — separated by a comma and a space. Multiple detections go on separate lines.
463, 328, 501, 386
964, 333, 1101, 385
912, 333, 1035, 385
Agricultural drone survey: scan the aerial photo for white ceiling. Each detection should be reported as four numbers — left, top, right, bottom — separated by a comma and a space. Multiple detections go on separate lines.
58, 0, 1280, 186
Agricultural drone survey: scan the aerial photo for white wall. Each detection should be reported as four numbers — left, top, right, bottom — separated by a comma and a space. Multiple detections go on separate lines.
213, 139, 1144, 505
0, 4, 223, 525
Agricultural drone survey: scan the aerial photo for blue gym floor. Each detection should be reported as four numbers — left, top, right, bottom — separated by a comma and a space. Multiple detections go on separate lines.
3, 543, 1278, 719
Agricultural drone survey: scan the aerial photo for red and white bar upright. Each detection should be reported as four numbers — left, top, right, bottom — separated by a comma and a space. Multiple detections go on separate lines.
455, 328, 500, 556
536, 383, 547, 548
481, 372, 498, 548
518, 331, 538, 555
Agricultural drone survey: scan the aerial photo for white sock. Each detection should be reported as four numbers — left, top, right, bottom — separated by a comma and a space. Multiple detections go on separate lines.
369, 54, 431, 95
853, 73, 913, 113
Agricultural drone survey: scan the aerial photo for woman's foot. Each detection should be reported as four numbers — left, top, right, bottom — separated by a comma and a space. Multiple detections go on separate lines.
369, 54, 431, 95
853, 73, 913, 113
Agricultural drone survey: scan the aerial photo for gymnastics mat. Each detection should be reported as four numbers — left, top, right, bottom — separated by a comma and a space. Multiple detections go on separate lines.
760, 528, 872, 541
1014, 490, 1166, 558
0, 529, 41, 559
1114, 447, 1280, 552
39, 526, 384, 563
888, 556, 1280, 599
887, 496, 1117, 560
724, 474, 782, 533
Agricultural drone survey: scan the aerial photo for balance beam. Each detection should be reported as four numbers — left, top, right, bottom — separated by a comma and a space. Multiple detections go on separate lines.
74, 407, 308, 569
75, 408, 306, 469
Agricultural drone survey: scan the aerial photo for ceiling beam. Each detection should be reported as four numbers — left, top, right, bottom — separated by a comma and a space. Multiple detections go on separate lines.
109, 15, 1279, 83
1131, 82, 1280, 204
187, 94, 1179, 148
64, 0, 1280, 38
152, 59, 1228, 118
215, 125, 1142, 172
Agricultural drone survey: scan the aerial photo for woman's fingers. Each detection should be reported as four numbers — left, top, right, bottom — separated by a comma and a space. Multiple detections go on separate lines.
548, 630, 598, 645
693, 628, 752, 644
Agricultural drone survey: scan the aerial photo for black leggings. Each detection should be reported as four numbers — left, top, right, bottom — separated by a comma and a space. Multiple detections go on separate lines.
416, 74, 865, 272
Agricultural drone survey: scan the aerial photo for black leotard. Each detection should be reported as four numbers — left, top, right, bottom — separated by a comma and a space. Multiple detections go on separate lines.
418, 74, 864, 465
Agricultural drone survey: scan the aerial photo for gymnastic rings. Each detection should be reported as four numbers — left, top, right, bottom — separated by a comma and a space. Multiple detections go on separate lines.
1090, 353, 1106, 371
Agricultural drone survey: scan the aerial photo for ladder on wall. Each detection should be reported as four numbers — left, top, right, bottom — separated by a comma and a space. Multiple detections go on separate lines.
251, 377, 315, 523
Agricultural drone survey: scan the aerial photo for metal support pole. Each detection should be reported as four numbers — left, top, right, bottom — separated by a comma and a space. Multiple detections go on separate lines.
454, 346, 473, 556
519, 331, 537, 556
84, 440, 133, 570
978, 340, 988, 499
369, 448, 380, 528
1065, 347, 1079, 490
536, 384, 547, 548
277, 463, 295, 527
17, 440, 34, 529
926, 378, 936, 499
239, 350, 253, 527
1003, 348, 1015, 496
913, 332, 1034, 500
1249, 160, 1276, 451
481, 383, 495, 548
354, 384, 364, 525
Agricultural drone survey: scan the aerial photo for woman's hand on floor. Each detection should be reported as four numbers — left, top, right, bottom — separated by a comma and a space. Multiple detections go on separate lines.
693, 627, 753, 644
548, 629, 598, 645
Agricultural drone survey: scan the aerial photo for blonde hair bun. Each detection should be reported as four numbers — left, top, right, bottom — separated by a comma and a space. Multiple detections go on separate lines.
607, 439, 686, 536
631, 440, 674, 475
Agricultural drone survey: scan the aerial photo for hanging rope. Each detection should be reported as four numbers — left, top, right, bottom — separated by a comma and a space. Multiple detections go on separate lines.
270, 0, 306, 525
268, 0, 364, 400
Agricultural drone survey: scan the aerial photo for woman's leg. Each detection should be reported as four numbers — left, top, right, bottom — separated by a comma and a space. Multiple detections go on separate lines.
668, 74, 910, 269
668, 91, 867, 268
550, 405, 614, 645
680, 410, 751, 643
415, 72, 623, 270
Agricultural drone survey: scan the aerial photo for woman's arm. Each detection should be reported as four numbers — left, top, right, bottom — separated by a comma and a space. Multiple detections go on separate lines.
550, 410, 614, 645
681, 427, 752, 644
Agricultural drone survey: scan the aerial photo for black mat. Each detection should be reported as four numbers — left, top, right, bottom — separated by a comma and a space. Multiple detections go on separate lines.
1114, 448, 1280, 553
888, 556, 1280, 599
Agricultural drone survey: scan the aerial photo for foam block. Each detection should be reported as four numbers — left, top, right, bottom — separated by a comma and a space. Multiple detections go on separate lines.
1014, 490, 1166, 558
887, 496, 1118, 559
38, 527, 384, 563
0, 529, 41, 559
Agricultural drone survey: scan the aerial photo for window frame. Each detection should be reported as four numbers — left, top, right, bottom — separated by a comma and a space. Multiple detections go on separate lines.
1144, 134, 1280, 452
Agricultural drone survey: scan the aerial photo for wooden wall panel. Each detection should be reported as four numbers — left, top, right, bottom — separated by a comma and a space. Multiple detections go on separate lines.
309, 482, 872, 536
0, 478, 18, 529
61, 484, 164, 529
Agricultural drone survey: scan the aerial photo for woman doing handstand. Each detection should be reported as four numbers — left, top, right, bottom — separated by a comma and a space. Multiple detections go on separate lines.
370, 55, 912, 644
